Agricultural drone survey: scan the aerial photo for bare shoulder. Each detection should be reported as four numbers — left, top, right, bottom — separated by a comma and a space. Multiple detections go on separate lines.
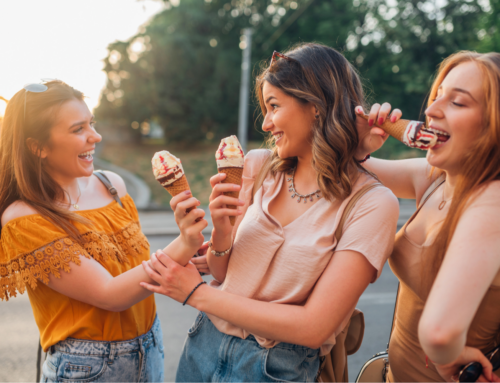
467, 180, 500, 212
1, 201, 39, 227
98, 171, 127, 198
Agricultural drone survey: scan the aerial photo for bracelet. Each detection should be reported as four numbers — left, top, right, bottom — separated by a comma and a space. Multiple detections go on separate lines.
182, 281, 206, 306
208, 240, 232, 257
357, 153, 371, 164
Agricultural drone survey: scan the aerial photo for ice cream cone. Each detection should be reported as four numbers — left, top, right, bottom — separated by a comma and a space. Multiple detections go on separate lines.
163, 174, 194, 213
357, 113, 408, 141
218, 167, 244, 225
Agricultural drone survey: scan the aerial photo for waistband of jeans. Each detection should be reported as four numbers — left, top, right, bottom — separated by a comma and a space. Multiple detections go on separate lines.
50, 314, 160, 357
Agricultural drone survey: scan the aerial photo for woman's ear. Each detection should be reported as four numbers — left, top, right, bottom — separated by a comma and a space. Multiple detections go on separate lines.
313, 105, 320, 119
26, 138, 48, 159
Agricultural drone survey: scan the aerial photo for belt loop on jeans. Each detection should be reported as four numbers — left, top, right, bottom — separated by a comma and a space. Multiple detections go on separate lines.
151, 324, 157, 348
108, 343, 116, 365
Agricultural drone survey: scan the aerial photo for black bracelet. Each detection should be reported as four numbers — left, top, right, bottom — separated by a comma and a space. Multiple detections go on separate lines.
357, 153, 371, 164
182, 281, 207, 306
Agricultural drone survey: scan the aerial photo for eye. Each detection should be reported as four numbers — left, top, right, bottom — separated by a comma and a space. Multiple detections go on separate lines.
73, 126, 84, 133
271, 103, 278, 110
452, 102, 464, 107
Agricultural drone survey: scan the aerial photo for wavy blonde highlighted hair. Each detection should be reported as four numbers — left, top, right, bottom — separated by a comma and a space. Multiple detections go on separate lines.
255, 43, 370, 202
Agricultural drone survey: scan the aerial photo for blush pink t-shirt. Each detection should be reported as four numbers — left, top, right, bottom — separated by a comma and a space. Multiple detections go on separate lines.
208, 149, 399, 354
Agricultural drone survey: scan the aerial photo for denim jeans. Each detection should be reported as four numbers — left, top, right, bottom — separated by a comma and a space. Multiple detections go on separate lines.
40, 315, 164, 383
176, 312, 320, 382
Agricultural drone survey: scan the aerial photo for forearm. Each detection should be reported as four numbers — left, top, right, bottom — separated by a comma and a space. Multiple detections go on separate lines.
206, 228, 232, 283
162, 236, 199, 266
101, 264, 155, 312
190, 285, 340, 349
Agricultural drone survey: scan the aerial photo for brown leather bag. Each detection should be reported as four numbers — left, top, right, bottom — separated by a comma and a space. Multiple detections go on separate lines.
250, 153, 378, 383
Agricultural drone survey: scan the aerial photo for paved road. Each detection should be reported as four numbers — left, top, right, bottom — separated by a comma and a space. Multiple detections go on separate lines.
0, 201, 415, 382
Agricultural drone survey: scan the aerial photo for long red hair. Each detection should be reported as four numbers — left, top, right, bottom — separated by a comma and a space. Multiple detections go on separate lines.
429, 51, 500, 267
0, 80, 90, 240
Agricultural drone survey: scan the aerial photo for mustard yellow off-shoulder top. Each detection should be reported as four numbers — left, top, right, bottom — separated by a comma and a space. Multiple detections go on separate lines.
0, 195, 156, 351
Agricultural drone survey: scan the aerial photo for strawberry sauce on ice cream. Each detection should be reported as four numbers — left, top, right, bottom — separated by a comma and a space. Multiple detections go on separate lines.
152, 151, 185, 186
216, 136, 244, 168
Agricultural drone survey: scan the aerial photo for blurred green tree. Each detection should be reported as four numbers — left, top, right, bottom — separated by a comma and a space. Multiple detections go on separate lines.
96, 0, 489, 152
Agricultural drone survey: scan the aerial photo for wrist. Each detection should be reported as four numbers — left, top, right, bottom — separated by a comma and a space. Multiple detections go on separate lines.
176, 235, 199, 255
188, 283, 210, 310
211, 228, 232, 250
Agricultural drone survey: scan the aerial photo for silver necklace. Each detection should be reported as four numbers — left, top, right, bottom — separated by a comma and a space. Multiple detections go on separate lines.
287, 168, 321, 203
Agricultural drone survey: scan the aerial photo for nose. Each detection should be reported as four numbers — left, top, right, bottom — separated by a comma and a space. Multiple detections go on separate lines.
262, 112, 273, 132
425, 97, 444, 121
89, 129, 102, 144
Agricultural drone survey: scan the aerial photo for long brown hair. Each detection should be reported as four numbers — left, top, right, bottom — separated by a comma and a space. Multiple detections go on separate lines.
256, 43, 369, 202
429, 51, 500, 267
0, 80, 90, 241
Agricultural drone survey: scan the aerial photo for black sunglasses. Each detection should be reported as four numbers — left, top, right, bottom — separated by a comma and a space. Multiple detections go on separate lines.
458, 345, 500, 382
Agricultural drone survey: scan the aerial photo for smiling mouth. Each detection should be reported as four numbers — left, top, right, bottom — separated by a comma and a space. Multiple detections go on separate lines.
428, 127, 450, 143
274, 132, 283, 142
78, 149, 95, 160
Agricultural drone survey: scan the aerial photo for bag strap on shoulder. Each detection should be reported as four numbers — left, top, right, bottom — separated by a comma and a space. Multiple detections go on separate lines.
93, 170, 123, 208
334, 183, 382, 242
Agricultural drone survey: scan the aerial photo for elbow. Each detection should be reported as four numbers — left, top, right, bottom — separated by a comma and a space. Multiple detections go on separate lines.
418, 320, 464, 354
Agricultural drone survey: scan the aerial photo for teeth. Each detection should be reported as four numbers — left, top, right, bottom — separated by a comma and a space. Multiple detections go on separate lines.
79, 150, 95, 157
274, 133, 283, 140
427, 128, 450, 136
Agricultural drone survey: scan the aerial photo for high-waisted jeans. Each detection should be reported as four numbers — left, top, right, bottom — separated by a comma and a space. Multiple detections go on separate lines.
40, 315, 164, 383
176, 312, 320, 382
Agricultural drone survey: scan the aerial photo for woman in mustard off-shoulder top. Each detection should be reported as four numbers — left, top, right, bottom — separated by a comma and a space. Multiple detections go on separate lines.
0, 80, 209, 382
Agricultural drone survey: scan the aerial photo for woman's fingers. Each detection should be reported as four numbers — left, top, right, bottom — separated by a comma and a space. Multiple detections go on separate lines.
210, 195, 244, 210
376, 102, 392, 125
389, 108, 403, 123
368, 103, 381, 126
197, 242, 210, 256
210, 173, 226, 188
209, 183, 242, 203
169, 190, 193, 211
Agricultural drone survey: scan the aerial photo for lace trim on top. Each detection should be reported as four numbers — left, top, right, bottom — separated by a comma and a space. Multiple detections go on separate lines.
0, 221, 148, 301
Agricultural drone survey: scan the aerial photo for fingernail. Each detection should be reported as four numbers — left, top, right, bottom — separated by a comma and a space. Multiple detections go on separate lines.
378, 117, 384, 125
368, 119, 373, 126
238, 199, 244, 204
391, 115, 396, 123
185, 190, 191, 195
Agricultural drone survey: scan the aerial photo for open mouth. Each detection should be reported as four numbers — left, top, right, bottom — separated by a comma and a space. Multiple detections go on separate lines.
274, 132, 283, 142
428, 127, 450, 143
78, 149, 95, 161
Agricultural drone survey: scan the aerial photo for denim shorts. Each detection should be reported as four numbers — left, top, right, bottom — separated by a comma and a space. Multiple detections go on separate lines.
176, 312, 320, 382
40, 315, 164, 383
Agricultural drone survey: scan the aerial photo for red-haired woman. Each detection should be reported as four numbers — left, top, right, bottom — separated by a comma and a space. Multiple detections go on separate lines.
0, 80, 207, 382
355, 51, 500, 382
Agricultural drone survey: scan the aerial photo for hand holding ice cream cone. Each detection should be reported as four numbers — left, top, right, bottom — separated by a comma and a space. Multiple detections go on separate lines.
215, 135, 245, 226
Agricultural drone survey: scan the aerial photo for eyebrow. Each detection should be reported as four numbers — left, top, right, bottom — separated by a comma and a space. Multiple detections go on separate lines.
69, 115, 94, 129
265, 96, 277, 104
438, 85, 477, 103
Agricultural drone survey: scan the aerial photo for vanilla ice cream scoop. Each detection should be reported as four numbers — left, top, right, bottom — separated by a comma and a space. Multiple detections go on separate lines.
216, 135, 245, 168
152, 151, 185, 187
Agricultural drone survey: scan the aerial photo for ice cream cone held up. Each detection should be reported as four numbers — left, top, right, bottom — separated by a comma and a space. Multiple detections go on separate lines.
356, 111, 438, 150
152, 150, 195, 213
216, 136, 245, 225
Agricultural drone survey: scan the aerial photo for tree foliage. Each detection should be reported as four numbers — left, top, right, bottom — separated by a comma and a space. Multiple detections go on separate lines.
95, 0, 491, 145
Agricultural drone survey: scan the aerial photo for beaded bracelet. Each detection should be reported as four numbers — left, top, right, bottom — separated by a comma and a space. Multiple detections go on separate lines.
182, 281, 207, 306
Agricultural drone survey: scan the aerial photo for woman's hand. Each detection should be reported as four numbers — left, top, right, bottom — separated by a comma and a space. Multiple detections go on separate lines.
170, 190, 207, 251
433, 346, 500, 382
354, 103, 402, 160
209, 173, 244, 238
192, 241, 210, 275
141, 249, 204, 305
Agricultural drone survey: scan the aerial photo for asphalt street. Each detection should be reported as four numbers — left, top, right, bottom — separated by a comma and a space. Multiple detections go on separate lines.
0, 200, 412, 382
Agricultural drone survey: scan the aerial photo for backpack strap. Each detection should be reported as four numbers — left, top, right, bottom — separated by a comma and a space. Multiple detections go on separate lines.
334, 183, 382, 242
93, 170, 123, 208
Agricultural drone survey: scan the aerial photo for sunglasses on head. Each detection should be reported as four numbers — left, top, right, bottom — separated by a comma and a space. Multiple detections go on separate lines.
23, 79, 58, 120
269, 50, 297, 68
457, 345, 500, 382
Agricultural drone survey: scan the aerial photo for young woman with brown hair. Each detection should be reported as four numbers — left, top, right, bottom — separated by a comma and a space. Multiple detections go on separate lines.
355, 51, 500, 382
0, 80, 207, 382
141, 43, 399, 382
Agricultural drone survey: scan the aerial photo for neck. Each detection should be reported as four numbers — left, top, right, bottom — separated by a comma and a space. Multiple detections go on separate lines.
443, 170, 457, 199
47, 171, 84, 205
294, 151, 318, 189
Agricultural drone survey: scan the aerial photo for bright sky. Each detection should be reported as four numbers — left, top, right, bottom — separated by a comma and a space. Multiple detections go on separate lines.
0, 0, 165, 117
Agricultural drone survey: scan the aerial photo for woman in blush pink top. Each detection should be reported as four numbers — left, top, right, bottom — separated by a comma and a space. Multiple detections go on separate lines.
142, 43, 399, 382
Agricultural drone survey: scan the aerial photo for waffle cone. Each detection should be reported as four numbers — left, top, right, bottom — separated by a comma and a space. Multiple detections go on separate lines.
218, 167, 243, 225
163, 174, 194, 213
377, 119, 411, 142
